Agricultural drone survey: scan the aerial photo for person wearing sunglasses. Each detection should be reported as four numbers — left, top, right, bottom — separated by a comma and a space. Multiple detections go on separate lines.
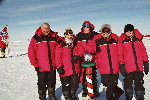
55, 27, 80, 100
87, 24, 124, 100
73, 21, 99, 99
118, 24, 149, 100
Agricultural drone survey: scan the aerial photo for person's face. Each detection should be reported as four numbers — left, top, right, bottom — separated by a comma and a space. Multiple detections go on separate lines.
102, 32, 111, 38
101, 29, 111, 38
125, 31, 134, 37
65, 34, 73, 40
83, 27, 90, 34
41, 24, 50, 35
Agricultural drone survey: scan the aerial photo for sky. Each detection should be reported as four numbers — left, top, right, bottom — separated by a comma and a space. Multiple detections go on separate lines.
0, 0, 150, 41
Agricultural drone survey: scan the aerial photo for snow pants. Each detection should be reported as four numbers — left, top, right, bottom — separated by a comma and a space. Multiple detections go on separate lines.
0, 47, 6, 57
124, 71, 145, 91
124, 71, 145, 100
37, 70, 56, 100
60, 74, 79, 99
1, 47, 6, 52
101, 73, 122, 99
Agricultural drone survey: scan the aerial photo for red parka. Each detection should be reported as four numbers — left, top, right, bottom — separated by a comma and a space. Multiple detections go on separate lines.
87, 33, 120, 75
74, 31, 99, 83
28, 27, 58, 72
75, 31, 99, 59
0, 26, 9, 48
0, 41, 6, 48
118, 29, 149, 73
55, 37, 81, 77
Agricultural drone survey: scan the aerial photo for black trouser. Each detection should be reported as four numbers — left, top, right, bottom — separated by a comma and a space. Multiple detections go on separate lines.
0, 47, 6, 57
101, 73, 119, 99
1, 47, 6, 53
101, 73, 119, 89
1, 47, 6, 52
124, 71, 145, 91
37, 70, 56, 99
60, 75, 79, 99
37, 70, 56, 89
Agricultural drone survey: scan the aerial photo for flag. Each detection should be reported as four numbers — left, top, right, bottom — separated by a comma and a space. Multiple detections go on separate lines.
0, 25, 9, 43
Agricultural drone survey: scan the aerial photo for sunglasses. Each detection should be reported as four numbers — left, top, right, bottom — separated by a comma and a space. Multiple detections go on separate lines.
64, 30, 73, 35
102, 29, 110, 33
82, 23, 91, 28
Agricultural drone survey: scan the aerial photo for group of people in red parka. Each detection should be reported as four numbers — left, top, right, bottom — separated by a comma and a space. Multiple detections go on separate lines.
28, 21, 149, 100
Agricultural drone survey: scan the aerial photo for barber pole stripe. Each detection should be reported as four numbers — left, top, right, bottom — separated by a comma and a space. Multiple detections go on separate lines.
86, 67, 94, 99
86, 76, 92, 84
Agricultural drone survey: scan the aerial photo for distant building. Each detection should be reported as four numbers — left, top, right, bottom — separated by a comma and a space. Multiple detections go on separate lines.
144, 35, 150, 37
143, 35, 150, 40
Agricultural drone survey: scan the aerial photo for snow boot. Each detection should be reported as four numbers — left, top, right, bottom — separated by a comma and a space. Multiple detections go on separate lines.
38, 89, 46, 100
82, 89, 88, 97
107, 96, 113, 100
0, 52, 5, 58
125, 89, 133, 100
135, 91, 145, 100
82, 82, 88, 97
106, 88, 113, 100
107, 96, 114, 100
71, 90, 78, 100
63, 91, 72, 100
112, 86, 124, 100
48, 87, 57, 100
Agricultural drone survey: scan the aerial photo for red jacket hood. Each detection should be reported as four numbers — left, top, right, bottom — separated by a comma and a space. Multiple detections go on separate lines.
121, 29, 143, 40
35, 27, 58, 37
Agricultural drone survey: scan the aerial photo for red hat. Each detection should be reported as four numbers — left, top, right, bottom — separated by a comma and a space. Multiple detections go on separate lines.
82, 21, 95, 30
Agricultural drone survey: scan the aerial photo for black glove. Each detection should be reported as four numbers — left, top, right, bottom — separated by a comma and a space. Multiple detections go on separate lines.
35, 67, 41, 72
144, 61, 149, 75
119, 64, 128, 77
72, 55, 80, 63
57, 66, 65, 75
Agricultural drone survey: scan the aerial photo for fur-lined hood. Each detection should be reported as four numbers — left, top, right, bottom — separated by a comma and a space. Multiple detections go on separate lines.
99, 24, 112, 33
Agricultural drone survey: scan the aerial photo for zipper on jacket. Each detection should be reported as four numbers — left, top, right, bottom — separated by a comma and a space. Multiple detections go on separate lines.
131, 42, 139, 71
47, 38, 53, 71
107, 44, 114, 74
71, 47, 76, 75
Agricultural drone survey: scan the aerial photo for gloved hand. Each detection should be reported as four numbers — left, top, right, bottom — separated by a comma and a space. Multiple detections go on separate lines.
72, 55, 80, 63
144, 61, 149, 75
119, 64, 128, 77
35, 67, 41, 72
57, 66, 65, 75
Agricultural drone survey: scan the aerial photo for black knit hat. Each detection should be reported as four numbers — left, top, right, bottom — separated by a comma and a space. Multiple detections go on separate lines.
124, 24, 134, 33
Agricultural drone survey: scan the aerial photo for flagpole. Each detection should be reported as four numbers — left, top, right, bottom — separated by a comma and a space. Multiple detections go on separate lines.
6, 24, 10, 56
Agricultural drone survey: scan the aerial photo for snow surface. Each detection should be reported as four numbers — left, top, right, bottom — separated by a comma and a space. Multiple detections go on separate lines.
0, 38, 150, 100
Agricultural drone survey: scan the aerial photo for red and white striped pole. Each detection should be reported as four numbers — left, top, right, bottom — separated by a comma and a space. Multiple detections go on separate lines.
86, 66, 94, 99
